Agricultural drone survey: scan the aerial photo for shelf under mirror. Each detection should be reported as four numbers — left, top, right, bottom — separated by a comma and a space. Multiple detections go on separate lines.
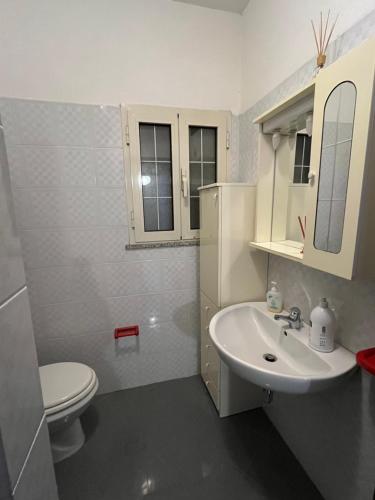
249, 240, 304, 262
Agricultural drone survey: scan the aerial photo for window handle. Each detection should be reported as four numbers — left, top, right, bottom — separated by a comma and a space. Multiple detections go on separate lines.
181, 172, 188, 198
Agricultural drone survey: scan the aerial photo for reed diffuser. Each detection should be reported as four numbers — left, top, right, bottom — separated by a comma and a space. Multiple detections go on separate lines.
311, 11, 339, 69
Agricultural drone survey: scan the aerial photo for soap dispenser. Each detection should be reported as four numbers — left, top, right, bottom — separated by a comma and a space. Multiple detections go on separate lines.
266, 281, 283, 313
309, 298, 336, 353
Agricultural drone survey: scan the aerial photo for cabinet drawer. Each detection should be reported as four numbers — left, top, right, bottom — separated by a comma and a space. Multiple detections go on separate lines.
206, 344, 220, 387
200, 292, 219, 330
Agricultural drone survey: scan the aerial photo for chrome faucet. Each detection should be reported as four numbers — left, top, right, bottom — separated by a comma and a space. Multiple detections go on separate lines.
274, 306, 303, 330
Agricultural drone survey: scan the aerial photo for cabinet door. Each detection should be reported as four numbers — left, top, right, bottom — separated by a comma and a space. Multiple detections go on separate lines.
199, 188, 220, 305
304, 38, 375, 279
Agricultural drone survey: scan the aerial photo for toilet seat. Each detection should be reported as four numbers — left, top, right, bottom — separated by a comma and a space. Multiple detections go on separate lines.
39, 362, 97, 416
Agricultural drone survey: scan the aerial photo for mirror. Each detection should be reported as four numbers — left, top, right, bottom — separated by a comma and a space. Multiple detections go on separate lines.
271, 126, 312, 247
285, 130, 311, 243
314, 82, 356, 253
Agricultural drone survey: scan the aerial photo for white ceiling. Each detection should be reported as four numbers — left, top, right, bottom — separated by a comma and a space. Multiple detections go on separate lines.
174, 0, 250, 14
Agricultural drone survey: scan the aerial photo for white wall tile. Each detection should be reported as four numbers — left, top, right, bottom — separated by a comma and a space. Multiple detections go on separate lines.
16, 101, 61, 146
0, 289, 44, 489
69, 229, 102, 264
20, 230, 70, 268
161, 259, 198, 291
27, 266, 74, 305
96, 188, 127, 226
0, 99, 22, 145
104, 260, 162, 297
56, 104, 93, 147
13, 418, 58, 500
95, 148, 124, 187
71, 264, 106, 301
29, 190, 66, 227
100, 227, 129, 262
34, 301, 80, 340
92, 106, 122, 148
66, 189, 98, 226
61, 148, 96, 186
3, 98, 200, 399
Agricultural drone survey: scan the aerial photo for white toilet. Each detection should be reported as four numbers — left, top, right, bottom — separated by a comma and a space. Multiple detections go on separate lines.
39, 362, 99, 463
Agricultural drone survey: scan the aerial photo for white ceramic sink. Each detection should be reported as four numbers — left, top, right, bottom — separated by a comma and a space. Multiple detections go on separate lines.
209, 302, 357, 394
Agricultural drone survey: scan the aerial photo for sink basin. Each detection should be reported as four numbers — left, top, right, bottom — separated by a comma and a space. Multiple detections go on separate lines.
209, 302, 357, 394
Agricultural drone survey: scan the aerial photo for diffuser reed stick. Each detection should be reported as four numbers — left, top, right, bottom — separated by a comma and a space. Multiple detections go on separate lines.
311, 10, 339, 69
298, 216, 306, 254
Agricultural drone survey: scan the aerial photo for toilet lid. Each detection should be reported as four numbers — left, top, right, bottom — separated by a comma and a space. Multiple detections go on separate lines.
39, 362, 95, 410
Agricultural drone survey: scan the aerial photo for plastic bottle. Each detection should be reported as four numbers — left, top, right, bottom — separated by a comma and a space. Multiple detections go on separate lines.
266, 281, 283, 313
309, 298, 336, 353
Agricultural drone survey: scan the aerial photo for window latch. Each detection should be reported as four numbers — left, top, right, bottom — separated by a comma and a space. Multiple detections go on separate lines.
181, 171, 188, 198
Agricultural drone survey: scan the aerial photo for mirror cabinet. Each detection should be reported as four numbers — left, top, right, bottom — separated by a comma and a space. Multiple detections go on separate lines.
251, 37, 375, 280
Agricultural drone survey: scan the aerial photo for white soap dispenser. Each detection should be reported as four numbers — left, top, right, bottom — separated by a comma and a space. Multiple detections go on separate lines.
266, 281, 283, 313
309, 298, 336, 353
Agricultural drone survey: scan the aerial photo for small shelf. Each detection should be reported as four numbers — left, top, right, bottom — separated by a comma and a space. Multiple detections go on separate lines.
249, 240, 304, 262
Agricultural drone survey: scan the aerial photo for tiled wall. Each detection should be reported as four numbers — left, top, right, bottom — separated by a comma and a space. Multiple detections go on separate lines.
0, 99, 200, 394
238, 10, 375, 500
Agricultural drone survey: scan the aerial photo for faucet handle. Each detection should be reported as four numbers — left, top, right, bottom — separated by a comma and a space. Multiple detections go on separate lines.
288, 306, 301, 321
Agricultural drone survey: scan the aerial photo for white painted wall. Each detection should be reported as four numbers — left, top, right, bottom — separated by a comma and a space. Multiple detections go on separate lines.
0, 0, 242, 113
241, 0, 375, 111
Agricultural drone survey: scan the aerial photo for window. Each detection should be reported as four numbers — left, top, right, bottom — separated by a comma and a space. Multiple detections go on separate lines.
139, 123, 174, 232
188, 126, 217, 230
293, 133, 311, 184
123, 105, 229, 243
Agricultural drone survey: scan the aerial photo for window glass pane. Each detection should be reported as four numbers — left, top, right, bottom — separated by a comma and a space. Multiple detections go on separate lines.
295, 135, 304, 165
303, 136, 311, 166
159, 198, 173, 230
202, 128, 216, 162
190, 163, 201, 196
188, 126, 218, 231
141, 162, 157, 197
143, 198, 158, 231
293, 166, 302, 184
139, 123, 174, 232
203, 163, 216, 185
139, 124, 155, 161
155, 125, 171, 161
157, 163, 173, 197
293, 134, 311, 184
302, 167, 310, 184
190, 198, 200, 230
189, 127, 201, 161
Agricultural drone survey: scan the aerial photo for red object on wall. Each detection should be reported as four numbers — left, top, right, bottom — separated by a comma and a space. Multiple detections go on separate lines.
356, 348, 375, 375
114, 325, 139, 339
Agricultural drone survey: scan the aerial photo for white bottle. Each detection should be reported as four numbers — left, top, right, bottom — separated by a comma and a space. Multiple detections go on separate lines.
266, 281, 283, 313
309, 298, 336, 353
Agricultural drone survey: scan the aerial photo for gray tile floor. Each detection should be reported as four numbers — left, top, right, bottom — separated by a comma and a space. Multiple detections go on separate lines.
55, 376, 323, 500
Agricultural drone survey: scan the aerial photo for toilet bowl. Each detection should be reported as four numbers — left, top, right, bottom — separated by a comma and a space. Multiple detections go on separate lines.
39, 362, 99, 463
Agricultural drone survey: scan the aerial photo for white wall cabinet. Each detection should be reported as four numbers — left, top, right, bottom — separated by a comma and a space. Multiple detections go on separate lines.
199, 183, 267, 416
251, 37, 375, 280
303, 38, 375, 279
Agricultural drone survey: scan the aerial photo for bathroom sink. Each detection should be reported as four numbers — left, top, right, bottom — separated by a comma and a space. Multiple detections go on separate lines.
209, 302, 356, 394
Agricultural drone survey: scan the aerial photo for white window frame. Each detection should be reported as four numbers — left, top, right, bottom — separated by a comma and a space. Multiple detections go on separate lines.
179, 109, 229, 240
122, 105, 230, 244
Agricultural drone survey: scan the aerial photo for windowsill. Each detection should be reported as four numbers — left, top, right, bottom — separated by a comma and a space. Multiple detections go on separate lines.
126, 240, 199, 250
